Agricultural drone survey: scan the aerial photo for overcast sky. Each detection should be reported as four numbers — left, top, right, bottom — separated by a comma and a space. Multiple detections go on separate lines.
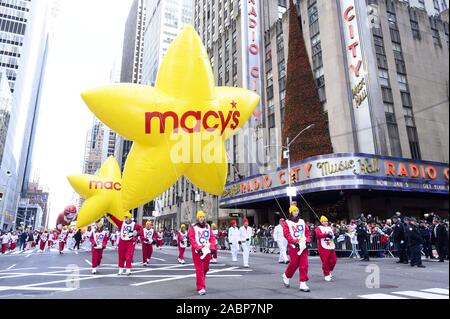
31, 0, 133, 228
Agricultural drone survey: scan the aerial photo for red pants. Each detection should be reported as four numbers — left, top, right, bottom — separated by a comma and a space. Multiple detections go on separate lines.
191, 249, 211, 291
319, 248, 337, 276
284, 246, 309, 282
1, 243, 7, 253
118, 240, 135, 269
91, 248, 104, 268
111, 240, 115, 246
39, 240, 46, 251
10, 243, 16, 251
48, 241, 53, 248
59, 241, 65, 252
178, 246, 185, 260
142, 243, 153, 263
156, 239, 163, 247
211, 248, 217, 259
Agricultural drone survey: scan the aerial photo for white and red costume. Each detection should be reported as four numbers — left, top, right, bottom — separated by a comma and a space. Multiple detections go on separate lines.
1, 233, 10, 254
156, 231, 163, 249
141, 226, 157, 264
39, 232, 49, 251
177, 229, 188, 262
90, 229, 108, 269
282, 216, 311, 283
211, 228, 219, 261
58, 229, 69, 253
9, 233, 18, 251
110, 232, 117, 247
188, 222, 217, 292
316, 225, 337, 277
109, 215, 142, 269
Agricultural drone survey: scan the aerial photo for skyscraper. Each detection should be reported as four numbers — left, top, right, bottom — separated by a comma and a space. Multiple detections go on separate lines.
0, 0, 49, 230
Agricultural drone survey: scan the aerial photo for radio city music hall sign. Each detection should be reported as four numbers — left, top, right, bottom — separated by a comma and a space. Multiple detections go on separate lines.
222, 154, 449, 197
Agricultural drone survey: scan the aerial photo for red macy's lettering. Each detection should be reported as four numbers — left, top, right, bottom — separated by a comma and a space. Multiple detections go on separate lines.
89, 181, 122, 191
144, 110, 241, 135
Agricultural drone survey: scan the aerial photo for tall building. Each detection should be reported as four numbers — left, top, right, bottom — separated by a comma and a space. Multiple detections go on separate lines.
141, 0, 194, 85
15, 181, 48, 230
83, 118, 105, 175
0, 0, 49, 230
153, 0, 449, 228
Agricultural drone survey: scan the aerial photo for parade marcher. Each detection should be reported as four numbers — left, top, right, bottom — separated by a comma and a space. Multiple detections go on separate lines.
211, 223, 219, 263
0, 231, 10, 254
83, 226, 93, 251
39, 229, 49, 252
406, 218, 425, 268
58, 226, 69, 254
316, 216, 337, 281
356, 218, 370, 261
9, 232, 18, 251
239, 218, 253, 268
432, 217, 449, 262
156, 228, 164, 250
90, 222, 108, 274
187, 211, 217, 296
20, 231, 27, 251
274, 218, 289, 264
177, 224, 188, 264
67, 228, 75, 250
110, 231, 117, 247
26, 230, 34, 250
141, 221, 157, 266
282, 205, 311, 292
228, 220, 240, 262
107, 212, 142, 275
74, 229, 82, 250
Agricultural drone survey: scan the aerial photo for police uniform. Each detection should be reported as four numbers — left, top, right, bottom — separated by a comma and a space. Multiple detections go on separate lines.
356, 220, 370, 261
392, 218, 408, 263
406, 220, 425, 267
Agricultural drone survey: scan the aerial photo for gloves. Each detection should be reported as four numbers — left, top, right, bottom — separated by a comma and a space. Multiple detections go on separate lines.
238, 241, 242, 245
196, 249, 202, 254
400, 240, 404, 244
327, 233, 334, 239
294, 242, 300, 248
306, 243, 312, 249
210, 249, 216, 255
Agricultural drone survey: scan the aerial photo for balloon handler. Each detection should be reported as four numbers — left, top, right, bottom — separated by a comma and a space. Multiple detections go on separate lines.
315, 215, 337, 282
177, 224, 188, 264
282, 205, 312, 292
187, 211, 217, 296
90, 221, 108, 274
141, 221, 157, 266
107, 212, 143, 275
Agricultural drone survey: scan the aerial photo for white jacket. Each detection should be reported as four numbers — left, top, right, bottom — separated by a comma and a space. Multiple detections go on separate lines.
273, 224, 287, 244
239, 226, 253, 243
228, 226, 241, 244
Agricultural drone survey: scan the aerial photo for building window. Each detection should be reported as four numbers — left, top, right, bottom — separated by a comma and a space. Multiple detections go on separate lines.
430, 17, 442, 47
409, 8, 421, 40
387, 123, 402, 157
378, 69, 390, 87
397, 73, 408, 92
406, 126, 421, 160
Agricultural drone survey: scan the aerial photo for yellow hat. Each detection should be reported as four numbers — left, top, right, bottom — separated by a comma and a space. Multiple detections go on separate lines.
211, 223, 216, 228
289, 206, 299, 214
63, 226, 67, 230
146, 221, 152, 225
97, 221, 103, 226
320, 216, 328, 223
124, 212, 132, 218
180, 224, 186, 229
196, 211, 205, 219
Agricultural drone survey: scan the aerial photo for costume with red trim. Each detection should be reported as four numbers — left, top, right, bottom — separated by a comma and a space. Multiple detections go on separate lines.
9, 233, 18, 251
282, 213, 311, 283
57, 228, 69, 254
156, 231, 164, 249
141, 225, 157, 265
39, 231, 49, 251
1, 233, 10, 254
108, 214, 142, 271
316, 220, 337, 279
90, 228, 108, 270
187, 216, 217, 294
177, 228, 188, 263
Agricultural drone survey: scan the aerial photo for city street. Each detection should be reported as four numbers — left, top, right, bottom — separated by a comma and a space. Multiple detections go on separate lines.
0, 246, 448, 299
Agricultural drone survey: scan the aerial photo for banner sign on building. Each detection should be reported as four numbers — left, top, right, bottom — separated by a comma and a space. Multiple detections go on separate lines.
220, 153, 449, 208
340, 0, 376, 154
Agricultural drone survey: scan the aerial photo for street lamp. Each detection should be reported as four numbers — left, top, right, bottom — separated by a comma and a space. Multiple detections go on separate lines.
265, 124, 315, 205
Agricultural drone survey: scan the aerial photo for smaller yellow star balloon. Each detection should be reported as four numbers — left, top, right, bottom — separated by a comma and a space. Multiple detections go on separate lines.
67, 156, 128, 228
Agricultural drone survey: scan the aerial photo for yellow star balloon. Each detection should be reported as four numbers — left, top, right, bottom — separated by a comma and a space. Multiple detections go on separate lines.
81, 25, 260, 211
67, 156, 128, 228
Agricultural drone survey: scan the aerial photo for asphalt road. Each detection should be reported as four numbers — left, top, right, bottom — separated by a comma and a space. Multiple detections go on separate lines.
0, 245, 448, 299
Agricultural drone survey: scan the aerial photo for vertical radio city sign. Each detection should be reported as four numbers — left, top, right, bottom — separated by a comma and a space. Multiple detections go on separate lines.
340, 0, 376, 154
241, 0, 263, 122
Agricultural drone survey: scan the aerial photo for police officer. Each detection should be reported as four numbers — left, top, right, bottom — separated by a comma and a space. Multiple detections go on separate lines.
356, 218, 370, 261
406, 218, 425, 268
419, 220, 433, 259
392, 215, 408, 264
432, 217, 449, 262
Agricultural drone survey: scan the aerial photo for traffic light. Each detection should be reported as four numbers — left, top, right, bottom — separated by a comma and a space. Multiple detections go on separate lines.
0, 192, 3, 201
290, 172, 297, 183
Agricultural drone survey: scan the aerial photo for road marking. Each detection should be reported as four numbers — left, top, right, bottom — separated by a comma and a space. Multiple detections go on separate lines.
11, 251, 21, 255
131, 266, 239, 287
0, 286, 76, 292
23, 250, 34, 254
392, 291, 448, 299
0, 267, 36, 273
152, 257, 166, 262
74, 251, 78, 255
359, 293, 407, 299
25, 253, 32, 258
85, 259, 92, 266
7, 264, 16, 270
421, 288, 449, 295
